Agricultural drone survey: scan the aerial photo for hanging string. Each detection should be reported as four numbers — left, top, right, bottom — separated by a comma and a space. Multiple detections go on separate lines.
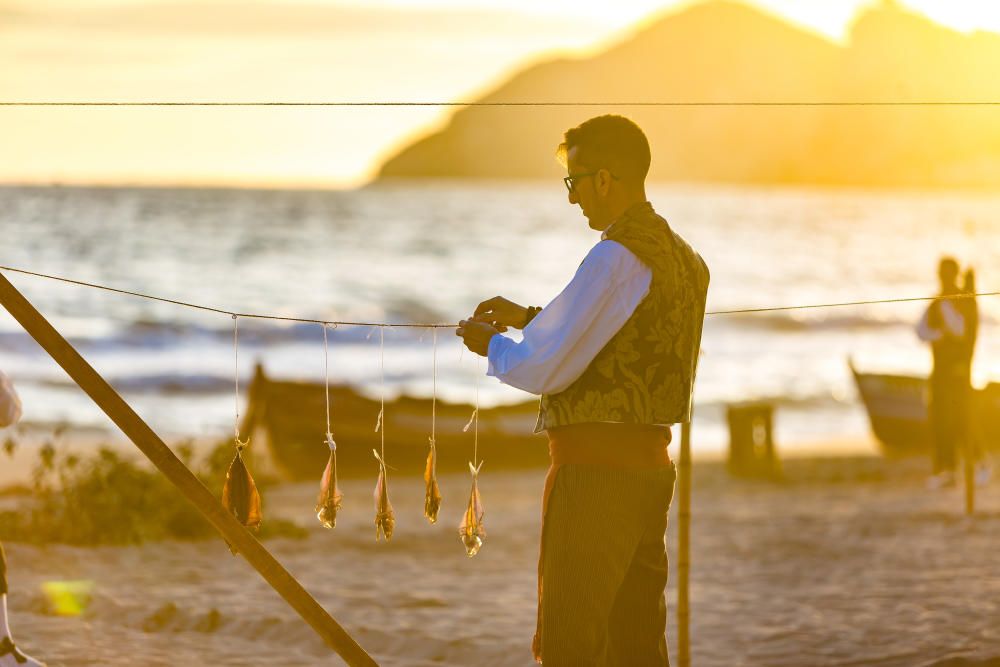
1, 264, 997, 320
462, 357, 482, 467
232, 314, 247, 447
375, 325, 386, 460
323, 323, 337, 443
474, 358, 481, 467
431, 328, 437, 443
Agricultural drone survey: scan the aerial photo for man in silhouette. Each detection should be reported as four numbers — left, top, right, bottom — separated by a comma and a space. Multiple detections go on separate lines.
0, 371, 46, 667
917, 257, 978, 489
457, 115, 709, 666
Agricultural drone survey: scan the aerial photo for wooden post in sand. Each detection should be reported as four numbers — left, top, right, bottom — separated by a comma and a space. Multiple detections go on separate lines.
0, 272, 378, 667
963, 445, 975, 516
677, 421, 692, 667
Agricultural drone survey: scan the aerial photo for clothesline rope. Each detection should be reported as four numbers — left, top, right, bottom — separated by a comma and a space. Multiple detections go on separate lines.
0, 264, 995, 323
7, 101, 1000, 107
232, 315, 248, 447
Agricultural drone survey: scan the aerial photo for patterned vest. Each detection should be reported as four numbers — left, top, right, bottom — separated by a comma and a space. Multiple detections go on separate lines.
535, 202, 710, 432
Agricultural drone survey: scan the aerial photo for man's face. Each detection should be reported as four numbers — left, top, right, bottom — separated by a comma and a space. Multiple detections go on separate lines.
565, 146, 607, 231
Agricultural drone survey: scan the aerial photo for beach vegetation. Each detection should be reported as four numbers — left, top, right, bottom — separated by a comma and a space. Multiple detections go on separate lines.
0, 434, 307, 546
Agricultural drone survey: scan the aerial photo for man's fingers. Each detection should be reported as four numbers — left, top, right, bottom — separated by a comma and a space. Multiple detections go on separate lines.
474, 296, 502, 316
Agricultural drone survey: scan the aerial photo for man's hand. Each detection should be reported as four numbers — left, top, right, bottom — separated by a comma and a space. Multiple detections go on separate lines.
456, 319, 500, 357
473, 296, 529, 330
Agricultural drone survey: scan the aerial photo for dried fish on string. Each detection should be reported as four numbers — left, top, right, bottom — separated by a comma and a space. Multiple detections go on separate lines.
459, 461, 485, 557
316, 435, 342, 529
316, 323, 342, 529
424, 437, 442, 523
373, 449, 395, 541
424, 328, 442, 524
371, 326, 395, 541
221, 315, 262, 555
458, 358, 485, 556
221, 441, 262, 554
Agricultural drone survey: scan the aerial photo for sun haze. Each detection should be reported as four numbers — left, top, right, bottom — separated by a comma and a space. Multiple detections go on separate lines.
3, 0, 1000, 187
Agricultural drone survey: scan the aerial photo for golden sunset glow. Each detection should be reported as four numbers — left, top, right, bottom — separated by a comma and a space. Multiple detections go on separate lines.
3, 0, 1000, 186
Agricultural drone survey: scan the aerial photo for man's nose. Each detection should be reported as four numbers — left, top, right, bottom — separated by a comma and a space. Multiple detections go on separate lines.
567, 188, 578, 205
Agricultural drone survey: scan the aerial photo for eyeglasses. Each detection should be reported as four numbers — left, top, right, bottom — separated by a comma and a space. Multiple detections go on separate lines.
563, 170, 618, 193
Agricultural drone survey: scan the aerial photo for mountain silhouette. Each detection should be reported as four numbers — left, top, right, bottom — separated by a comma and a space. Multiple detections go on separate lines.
377, 0, 1000, 188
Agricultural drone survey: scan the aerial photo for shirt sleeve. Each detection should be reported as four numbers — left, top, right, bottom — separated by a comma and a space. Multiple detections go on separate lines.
916, 306, 941, 342
939, 300, 965, 337
0, 370, 23, 428
486, 240, 652, 395
917, 300, 965, 342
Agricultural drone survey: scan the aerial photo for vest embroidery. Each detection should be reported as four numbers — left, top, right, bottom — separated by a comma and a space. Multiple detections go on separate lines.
535, 202, 710, 432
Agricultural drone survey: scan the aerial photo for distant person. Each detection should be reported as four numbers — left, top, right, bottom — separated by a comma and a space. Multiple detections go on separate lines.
916, 258, 978, 489
457, 115, 709, 665
0, 370, 46, 667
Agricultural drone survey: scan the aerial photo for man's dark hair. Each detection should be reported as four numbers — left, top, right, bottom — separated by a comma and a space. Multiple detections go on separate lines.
939, 256, 959, 284
557, 115, 651, 185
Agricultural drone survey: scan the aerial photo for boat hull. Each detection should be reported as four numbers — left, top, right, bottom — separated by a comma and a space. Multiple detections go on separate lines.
850, 363, 1000, 457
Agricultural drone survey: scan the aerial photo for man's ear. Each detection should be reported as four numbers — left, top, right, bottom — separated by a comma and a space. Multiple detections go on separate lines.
597, 168, 613, 195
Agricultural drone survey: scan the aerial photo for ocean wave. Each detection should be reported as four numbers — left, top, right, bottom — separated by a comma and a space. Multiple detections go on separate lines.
716, 307, 998, 332
0, 317, 439, 354
716, 312, 912, 332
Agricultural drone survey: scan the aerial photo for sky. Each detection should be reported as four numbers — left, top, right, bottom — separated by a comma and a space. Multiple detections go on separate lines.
4, 0, 1000, 187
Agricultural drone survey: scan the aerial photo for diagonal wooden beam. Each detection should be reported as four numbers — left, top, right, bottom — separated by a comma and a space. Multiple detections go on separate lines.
0, 271, 377, 667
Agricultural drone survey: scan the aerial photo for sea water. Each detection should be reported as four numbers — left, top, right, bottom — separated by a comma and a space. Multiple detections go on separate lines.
2, 181, 999, 454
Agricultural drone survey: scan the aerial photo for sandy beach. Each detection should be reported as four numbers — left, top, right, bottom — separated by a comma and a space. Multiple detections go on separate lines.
2, 445, 998, 667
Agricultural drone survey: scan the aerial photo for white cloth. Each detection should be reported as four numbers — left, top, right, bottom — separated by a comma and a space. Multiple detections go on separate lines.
916, 299, 965, 342
487, 239, 652, 395
0, 372, 21, 429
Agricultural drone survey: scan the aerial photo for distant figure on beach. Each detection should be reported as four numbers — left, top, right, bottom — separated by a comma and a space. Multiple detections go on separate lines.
0, 371, 45, 667
457, 115, 709, 665
916, 258, 979, 489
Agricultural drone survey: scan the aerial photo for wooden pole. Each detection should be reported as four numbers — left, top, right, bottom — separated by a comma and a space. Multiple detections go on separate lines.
0, 271, 378, 667
962, 386, 977, 516
677, 420, 692, 667
964, 455, 975, 516
963, 438, 975, 516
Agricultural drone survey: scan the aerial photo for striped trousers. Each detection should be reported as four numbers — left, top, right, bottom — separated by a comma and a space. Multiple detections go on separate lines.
540, 464, 676, 666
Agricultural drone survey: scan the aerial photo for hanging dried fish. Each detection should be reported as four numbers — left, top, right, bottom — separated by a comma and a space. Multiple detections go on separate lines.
424, 437, 442, 523
316, 435, 342, 529
221, 442, 262, 554
459, 461, 485, 557
373, 449, 395, 541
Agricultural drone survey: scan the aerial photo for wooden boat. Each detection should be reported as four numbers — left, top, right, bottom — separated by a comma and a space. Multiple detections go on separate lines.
849, 360, 1000, 457
240, 363, 548, 480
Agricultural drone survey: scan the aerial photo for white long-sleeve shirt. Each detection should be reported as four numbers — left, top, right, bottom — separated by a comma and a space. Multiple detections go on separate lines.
0, 370, 22, 428
916, 299, 965, 342
487, 239, 652, 395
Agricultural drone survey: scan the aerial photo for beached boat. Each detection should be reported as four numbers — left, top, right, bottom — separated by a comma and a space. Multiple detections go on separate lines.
849, 360, 1000, 456
240, 363, 547, 481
